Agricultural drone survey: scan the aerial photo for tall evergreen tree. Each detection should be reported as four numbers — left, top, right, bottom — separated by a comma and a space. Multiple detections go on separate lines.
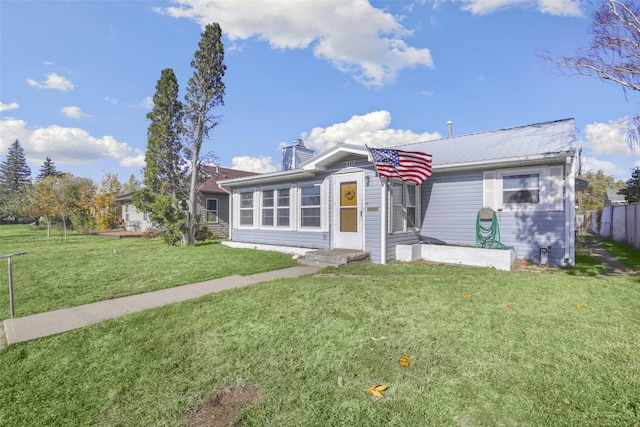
37, 156, 59, 179
183, 23, 226, 245
0, 139, 31, 192
135, 68, 187, 245
0, 139, 31, 219
143, 68, 185, 199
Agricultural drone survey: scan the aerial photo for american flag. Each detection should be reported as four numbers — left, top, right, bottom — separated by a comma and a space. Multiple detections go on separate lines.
368, 148, 432, 185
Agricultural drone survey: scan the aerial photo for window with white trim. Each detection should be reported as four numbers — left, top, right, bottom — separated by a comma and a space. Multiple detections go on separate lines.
206, 198, 219, 223
502, 174, 540, 204
262, 190, 274, 226
261, 188, 290, 227
390, 181, 419, 232
300, 185, 321, 228
484, 166, 566, 212
277, 188, 290, 227
239, 192, 254, 226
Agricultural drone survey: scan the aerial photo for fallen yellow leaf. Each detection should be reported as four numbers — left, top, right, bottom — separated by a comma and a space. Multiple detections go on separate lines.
461, 293, 473, 299
366, 384, 389, 399
576, 304, 584, 310
399, 355, 411, 367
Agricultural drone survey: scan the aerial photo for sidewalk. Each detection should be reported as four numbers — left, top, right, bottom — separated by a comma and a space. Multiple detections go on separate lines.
579, 232, 634, 276
2, 266, 319, 347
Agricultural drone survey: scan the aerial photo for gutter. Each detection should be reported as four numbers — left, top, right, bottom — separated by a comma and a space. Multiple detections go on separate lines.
434, 151, 574, 173
218, 169, 316, 188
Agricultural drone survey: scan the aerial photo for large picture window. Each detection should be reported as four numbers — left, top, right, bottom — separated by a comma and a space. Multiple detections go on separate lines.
206, 198, 219, 223
390, 181, 419, 232
300, 185, 321, 228
240, 192, 254, 226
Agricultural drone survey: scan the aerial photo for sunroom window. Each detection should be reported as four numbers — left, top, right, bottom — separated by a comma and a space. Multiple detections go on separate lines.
239, 192, 254, 226
300, 185, 321, 228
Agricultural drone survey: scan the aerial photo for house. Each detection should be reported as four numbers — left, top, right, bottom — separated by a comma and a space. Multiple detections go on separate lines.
114, 192, 152, 232
196, 165, 259, 238
114, 166, 258, 237
219, 119, 577, 267
604, 188, 627, 206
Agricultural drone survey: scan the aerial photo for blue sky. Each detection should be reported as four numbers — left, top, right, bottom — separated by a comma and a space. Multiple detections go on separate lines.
1, 0, 638, 184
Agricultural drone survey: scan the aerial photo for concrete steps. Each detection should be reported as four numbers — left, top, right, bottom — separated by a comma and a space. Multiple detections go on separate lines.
298, 249, 370, 268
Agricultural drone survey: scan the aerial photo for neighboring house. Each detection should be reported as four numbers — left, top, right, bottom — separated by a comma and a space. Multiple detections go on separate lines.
196, 166, 258, 238
220, 119, 577, 267
114, 166, 258, 237
114, 192, 152, 232
604, 188, 627, 206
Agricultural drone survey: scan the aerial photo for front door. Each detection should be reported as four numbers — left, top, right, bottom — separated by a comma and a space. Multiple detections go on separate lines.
333, 172, 363, 250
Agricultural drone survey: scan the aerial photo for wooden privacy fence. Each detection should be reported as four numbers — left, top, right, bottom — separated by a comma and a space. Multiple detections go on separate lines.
588, 203, 640, 249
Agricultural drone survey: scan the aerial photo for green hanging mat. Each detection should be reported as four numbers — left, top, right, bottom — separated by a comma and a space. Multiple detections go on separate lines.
476, 207, 512, 250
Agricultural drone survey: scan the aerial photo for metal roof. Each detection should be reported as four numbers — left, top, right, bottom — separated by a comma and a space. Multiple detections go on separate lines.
394, 118, 575, 167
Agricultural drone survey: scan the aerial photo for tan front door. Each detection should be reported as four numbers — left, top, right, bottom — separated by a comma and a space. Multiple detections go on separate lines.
333, 172, 363, 250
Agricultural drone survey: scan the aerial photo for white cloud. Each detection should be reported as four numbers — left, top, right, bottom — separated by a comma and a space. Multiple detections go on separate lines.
61, 106, 90, 119
581, 156, 628, 180
26, 73, 74, 91
301, 110, 441, 152
585, 120, 631, 156
0, 117, 141, 167
460, 0, 583, 16
0, 101, 19, 112
157, 0, 434, 87
231, 155, 278, 173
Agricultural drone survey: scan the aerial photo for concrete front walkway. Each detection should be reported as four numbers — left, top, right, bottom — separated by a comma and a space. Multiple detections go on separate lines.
2, 266, 319, 346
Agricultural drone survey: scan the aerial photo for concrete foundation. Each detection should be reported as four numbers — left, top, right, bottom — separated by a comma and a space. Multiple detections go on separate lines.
396, 243, 516, 271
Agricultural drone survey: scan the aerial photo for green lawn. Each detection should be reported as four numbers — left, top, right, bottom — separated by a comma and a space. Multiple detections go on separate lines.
600, 239, 640, 270
1, 227, 639, 426
0, 225, 297, 318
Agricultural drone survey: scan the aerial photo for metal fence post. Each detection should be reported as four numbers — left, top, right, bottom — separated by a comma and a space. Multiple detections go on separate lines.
2, 252, 27, 318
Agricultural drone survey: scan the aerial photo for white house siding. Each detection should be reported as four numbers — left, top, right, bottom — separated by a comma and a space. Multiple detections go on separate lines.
419, 170, 569, 266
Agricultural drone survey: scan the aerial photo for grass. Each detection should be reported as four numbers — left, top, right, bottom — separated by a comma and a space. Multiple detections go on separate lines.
0, 225, 297, 318
1, 228, 639, 426
600, 239, 640, 270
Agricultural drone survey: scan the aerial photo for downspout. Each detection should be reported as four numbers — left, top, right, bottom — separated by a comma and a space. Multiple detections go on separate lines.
381, 179, 387, 264
566, 156, 576, 266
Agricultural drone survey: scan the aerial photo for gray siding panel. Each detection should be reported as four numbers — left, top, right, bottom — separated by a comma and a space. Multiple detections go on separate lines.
232, 229, 330, 249
420, 170, 568, 266
421, 172, 484, 245
386, 231, 420, 262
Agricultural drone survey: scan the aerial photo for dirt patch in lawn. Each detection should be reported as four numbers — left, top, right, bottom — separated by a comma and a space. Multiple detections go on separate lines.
186, 385, 262, 427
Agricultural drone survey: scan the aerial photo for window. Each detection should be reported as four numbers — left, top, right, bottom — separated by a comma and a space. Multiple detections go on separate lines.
261, 189, 290, 227
300, 185, 321, 228
262, 190, 274, 226
503, 174, 540, 204
390, 181, 419, 232
240, 192, 254, 226
206, 198, 219, 223
124, 204, 130, 222
277, 188, 290, 227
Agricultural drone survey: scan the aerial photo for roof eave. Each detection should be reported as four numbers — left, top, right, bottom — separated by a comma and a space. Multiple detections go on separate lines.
218, 169, 315, 187
435, 151, 575, 173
